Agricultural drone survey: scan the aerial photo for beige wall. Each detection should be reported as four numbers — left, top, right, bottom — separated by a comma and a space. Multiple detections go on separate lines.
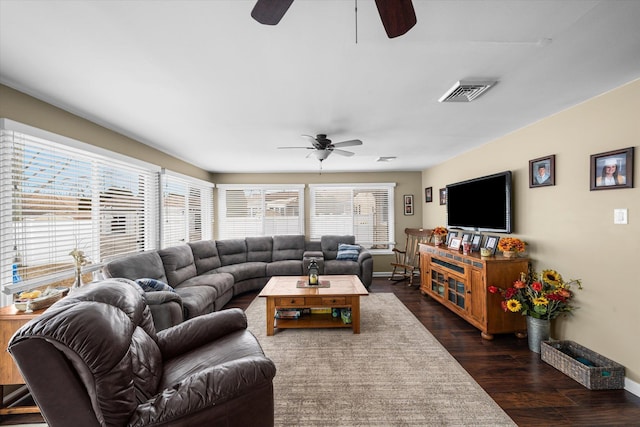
0, 84, 209, 181
422, 78, 640, 383
213, 172, 424, 272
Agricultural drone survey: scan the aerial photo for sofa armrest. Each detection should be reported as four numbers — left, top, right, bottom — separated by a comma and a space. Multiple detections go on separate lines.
144, 291, 184, 331
157, 308, 248, 359
357, 248, 372, 263
128, 355, 276, 426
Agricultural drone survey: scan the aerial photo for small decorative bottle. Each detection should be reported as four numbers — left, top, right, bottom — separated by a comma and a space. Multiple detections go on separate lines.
308, 259, 319, 286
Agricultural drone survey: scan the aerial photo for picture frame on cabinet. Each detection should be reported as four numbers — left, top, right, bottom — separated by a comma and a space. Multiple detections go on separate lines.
448, 237, 463, 250
445, 230, 458, 246
425, 187, 433, 203
590, 147, 634, 190
529, 154, 555, 188
470, 234, 483, 252
461, 232, 473, 243
484, 235, 499, 255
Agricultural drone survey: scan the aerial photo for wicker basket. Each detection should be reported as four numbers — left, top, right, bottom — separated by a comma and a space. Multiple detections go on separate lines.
541, 340, 625, 390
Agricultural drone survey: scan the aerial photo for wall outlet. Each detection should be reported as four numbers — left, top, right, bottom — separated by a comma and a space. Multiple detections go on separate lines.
614, 208, 628, 224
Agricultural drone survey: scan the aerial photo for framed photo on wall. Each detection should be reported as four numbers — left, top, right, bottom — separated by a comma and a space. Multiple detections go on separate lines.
529, 154, 555, 188
425, 187, 433, 203
439, 188, 447, 205
404, 194, 414, 215
590, 147, 634, 190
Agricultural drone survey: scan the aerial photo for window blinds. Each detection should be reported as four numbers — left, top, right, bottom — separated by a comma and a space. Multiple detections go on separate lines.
217, 184, 304, 239
309, 183, 395, 250
161, 169, 213, 247
0, 120, 160, 298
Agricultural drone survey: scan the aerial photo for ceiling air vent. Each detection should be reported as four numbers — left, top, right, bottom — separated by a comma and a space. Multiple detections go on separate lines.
438, 80, 497, 103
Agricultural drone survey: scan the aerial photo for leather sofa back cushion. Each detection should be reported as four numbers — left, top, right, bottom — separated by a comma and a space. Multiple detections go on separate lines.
246, 236, 273, 262
159, 245, 198, 287
217, 239, 248, 266
321, 235, 356, 260
188, 240, 222, 274
103, 251, 169, 284
272, 235, 305, 261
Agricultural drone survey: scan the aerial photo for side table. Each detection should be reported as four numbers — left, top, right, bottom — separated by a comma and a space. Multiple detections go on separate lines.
0, 304, 44, 415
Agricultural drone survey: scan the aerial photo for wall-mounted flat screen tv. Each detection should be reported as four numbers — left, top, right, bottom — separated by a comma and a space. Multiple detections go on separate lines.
446, 171, 512, 234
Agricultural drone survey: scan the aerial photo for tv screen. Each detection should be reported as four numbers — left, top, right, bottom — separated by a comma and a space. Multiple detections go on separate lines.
446, 171, 512, 233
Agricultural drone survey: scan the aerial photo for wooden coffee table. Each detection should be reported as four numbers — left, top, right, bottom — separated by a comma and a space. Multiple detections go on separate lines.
258, 275, 369, 336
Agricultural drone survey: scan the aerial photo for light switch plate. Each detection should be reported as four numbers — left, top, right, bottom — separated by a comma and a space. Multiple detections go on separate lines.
614, 208, 628, 224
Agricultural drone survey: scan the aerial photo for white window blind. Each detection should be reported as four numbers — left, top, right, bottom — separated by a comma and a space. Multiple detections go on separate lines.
309, 183, 395, 252
217, 184, 304, 239
0, 120, 160, 300
161, 169, 213, 247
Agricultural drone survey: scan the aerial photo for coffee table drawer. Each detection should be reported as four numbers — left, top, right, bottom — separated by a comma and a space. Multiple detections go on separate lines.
276, 297, 305, 306
320, 297, 346, 305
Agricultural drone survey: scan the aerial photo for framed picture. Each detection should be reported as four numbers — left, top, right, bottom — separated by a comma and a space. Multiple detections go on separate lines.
484, 235, 499, 255
404, 194, 414, 215
448, 236, 463, 250
439, 188, 447, 205
529, 154, 555, 188
470, 234, 483, 252
445, 230, 458, 246
425, 187, 433, 203
590, 147, 634, 190
461, 232, 472, 243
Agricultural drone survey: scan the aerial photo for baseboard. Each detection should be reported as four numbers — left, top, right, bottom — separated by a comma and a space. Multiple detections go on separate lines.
626, 377, 640, 397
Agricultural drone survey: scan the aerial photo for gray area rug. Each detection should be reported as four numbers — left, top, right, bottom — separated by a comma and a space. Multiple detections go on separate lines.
246, 293, 516, 426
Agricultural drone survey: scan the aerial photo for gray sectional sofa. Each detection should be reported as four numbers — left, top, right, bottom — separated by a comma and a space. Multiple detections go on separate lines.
103, 235, 372, 330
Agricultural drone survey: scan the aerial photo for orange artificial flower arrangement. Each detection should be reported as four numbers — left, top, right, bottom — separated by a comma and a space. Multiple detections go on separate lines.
497, 237, 526, 253
432, 226, 448, 236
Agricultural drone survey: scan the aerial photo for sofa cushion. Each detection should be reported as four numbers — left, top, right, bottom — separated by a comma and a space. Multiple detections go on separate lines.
188, 240, 222, 274
266, 260, 303, 276
246, 236, 273, 262
178, 272, 235, 299
135, 278, 176, 293
321, 235, 356, 260
216, 239, 248, 266
324, 259, 360, 276
173, 285, 217, 319
272, 235, 305, 261
159, 245, 197, 287
103, 251, 168, 283
336, 243, 361, 261
216, 262, 267, 283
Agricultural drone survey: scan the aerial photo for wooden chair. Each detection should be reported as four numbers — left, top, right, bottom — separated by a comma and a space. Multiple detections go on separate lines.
389, 228, 433, 286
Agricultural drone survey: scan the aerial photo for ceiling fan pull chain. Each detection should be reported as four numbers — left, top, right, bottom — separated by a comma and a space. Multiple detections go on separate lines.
355, 0, 358, 44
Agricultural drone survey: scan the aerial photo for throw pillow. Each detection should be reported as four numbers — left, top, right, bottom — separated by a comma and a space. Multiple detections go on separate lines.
135, 278, 176, 293
336, 244, 360, 261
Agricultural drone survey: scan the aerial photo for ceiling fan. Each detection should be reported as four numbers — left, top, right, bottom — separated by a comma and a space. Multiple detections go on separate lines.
278, 134, 363, 162
251, 0, 417, 38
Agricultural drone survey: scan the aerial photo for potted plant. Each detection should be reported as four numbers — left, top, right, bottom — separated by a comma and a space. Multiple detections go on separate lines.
497, 237, 526, 257
489, 269, 582, 353
432, 227, 448, 246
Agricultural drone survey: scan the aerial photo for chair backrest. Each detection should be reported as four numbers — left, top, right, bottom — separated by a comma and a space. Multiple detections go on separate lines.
8, 279, 162, 427
401, 228, 433, 267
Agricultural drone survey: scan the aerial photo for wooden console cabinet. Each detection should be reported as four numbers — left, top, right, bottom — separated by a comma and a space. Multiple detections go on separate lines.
1, 305, 43, 414
419, 243, 528, 340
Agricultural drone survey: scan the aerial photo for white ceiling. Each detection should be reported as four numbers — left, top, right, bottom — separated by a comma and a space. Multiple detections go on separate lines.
1, 0, 640, 174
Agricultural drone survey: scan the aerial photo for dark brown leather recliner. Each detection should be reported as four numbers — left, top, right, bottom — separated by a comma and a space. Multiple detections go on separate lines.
8, 279, 276, 427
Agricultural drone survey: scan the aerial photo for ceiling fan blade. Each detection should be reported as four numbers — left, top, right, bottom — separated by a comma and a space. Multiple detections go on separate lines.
278, 146, 314, 149
374, 0, 417, 38
251, 0, 294, 25
332, 139, 363, 148
332, 149, 355, 157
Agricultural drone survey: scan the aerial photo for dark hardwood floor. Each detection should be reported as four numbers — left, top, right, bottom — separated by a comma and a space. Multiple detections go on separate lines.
3, 277, 639, 426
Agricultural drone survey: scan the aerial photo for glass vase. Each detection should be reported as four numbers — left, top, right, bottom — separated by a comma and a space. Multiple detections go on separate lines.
72, 267, 83, 289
